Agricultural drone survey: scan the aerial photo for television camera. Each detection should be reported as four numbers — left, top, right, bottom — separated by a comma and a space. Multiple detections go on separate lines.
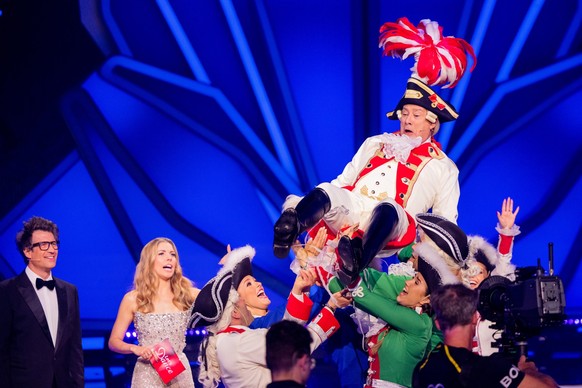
477, 243, 566, 357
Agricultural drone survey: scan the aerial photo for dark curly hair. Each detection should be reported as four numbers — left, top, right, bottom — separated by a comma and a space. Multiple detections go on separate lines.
15, 216, 59, 265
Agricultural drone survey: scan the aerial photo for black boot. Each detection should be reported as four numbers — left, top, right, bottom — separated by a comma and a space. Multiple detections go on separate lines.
361, 202, 399, 265
273, 188, 331, 258
336, 236, 363, 287
336, 203, 399, 283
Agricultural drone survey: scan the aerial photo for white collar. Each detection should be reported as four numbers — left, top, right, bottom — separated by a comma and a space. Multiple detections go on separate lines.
25, 266, 53, 285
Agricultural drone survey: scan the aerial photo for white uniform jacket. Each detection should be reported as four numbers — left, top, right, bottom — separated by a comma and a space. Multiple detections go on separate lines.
330, 133, 459, 222
216, 293, 339, 388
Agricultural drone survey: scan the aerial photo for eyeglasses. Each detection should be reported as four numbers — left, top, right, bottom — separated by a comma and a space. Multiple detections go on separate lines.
30, 241, 60, 251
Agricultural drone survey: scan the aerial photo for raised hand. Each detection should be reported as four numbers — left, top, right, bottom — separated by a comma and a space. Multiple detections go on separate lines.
218, 244, 232, 265
497, 197, 520, 230
290, 228, 327, 271
305, 227, 327, 257
292, 268, 317, 294
291, 239, 307, 264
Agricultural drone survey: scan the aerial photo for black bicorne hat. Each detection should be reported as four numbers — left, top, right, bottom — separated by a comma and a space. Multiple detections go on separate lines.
416, 213, 469, 268
189, 245, 255, 328
386, 78, 459, 123
414, 242, 460, 295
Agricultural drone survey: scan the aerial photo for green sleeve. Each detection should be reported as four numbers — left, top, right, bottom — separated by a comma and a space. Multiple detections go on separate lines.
352, 270, 427, 335
329, 277, 343, 293
328, 268, 406, 295
361, 268, 407, 299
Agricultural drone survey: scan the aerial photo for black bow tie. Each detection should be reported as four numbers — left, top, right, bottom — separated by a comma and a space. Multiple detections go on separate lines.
36, 278, 55, 290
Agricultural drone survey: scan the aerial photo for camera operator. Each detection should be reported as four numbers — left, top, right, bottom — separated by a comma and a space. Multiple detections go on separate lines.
413, 284, 558, 388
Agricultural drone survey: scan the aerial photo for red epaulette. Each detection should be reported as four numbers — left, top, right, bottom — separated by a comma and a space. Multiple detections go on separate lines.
217, 326, 247, 335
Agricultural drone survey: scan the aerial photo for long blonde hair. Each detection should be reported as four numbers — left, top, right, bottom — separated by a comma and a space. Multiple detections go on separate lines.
417, 229, 463, 277
197, 290, 238, 388
133, 237, 195, 313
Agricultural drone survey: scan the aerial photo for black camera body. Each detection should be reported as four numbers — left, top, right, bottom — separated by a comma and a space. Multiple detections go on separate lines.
477, 263, 566, 356
505, 270, 565, 331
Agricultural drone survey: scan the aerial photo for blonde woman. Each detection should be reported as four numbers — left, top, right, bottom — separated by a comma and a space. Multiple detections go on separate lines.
109, 237, 199, 387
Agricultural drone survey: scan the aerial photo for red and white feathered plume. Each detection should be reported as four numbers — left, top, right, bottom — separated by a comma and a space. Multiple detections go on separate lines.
379, 17, 477, 88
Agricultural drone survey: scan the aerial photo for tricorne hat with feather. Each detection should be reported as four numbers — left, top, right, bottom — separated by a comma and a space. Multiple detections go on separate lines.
189, 245, 255, 329
380, 17, 477, 125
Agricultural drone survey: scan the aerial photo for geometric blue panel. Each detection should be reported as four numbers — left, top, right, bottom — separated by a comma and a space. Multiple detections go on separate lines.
0, 157, 136, 321
3, 1, 581, 333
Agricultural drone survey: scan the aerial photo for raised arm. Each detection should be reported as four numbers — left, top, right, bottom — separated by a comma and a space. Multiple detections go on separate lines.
291, 227, 328, 272
494, 197, 521, 279
497, 197, 520, 231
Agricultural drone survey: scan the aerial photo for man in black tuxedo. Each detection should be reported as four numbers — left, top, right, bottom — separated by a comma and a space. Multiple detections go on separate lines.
0, 216, 84, 387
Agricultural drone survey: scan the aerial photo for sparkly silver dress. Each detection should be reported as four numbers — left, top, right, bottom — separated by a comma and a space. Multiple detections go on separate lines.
131, 309, 194, 387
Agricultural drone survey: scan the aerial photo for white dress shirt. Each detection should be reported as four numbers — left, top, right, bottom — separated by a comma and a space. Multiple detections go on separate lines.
25, 266, 59, 346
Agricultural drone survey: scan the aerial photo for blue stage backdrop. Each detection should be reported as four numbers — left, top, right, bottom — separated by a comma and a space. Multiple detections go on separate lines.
0, 0, 580, 326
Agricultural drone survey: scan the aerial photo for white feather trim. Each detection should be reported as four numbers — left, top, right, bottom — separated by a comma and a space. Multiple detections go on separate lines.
418, 236, 461, 271
217, 245, 255, 278
467, 235, 498, 267
414, 242, 459, 286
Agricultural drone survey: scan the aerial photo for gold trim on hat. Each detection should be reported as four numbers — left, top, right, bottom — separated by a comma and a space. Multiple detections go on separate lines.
408, 78, 459, 119
404, 90, 423, 99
